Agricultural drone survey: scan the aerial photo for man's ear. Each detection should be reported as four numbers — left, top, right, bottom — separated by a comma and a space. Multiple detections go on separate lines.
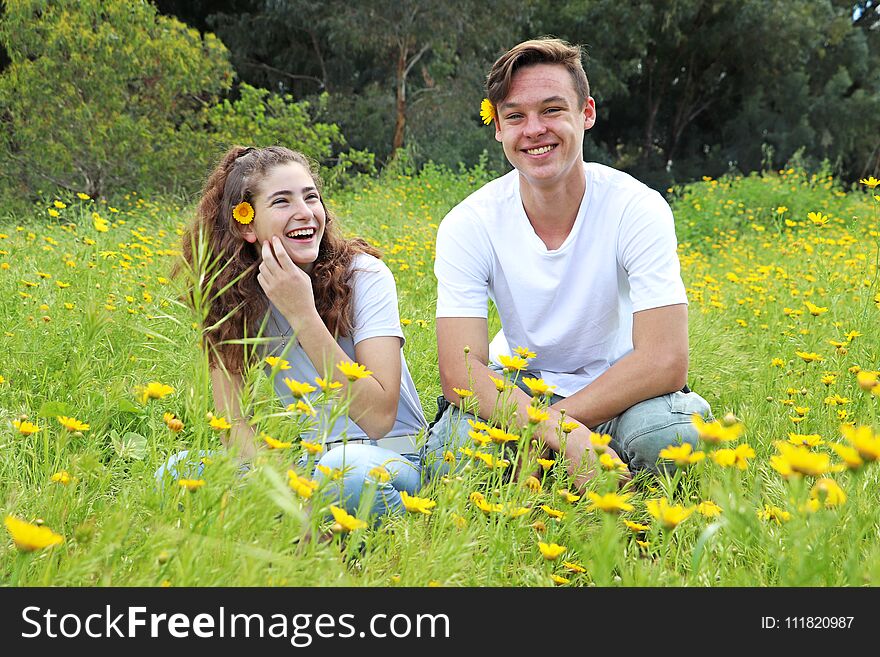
494, 117, 503, 143
583, 96, 597, 131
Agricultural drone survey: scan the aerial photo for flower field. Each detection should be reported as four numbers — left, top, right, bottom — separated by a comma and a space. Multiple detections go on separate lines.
1, 165, 879, 586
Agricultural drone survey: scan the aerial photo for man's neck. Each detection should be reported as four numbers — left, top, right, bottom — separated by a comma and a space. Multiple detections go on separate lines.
519, 166, 587, 251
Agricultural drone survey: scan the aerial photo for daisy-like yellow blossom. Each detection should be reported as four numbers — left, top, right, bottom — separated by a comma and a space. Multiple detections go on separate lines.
506, 506, 530, 518
178, 479, 205, 492
452, 387, 474, 398
557, 489, 580, 503
287, 471, 319, 499
513, 346, 537, 359
691, 414, 743, 443
13, 419, 42, 436
590, 433, 612, 450
659, 443, 706, 467
859, 176, 880, 188
711, 444, 755, 469
315, 376, 343, 392
337, 360, 372, 381
599, 452, 627, 472
57, 416, 90, 432
522, 377, 555, 397
284, 377, 316, 398
208, 416, 232, 431
316, 464, 342, 480
772, 442, 831, 477
550, 574, 570, 585
829, 442, 864, 470
840, 424, 880, 462
536, 457, 555, 470
265, 356, 290, 370
469, 430, 490, 446
138, 381, 174, 403
368, 466, 391, 483
562, 561, 587, 574
498, 354, 528, 372
443, 450, 456, 464
776, 206, 788, 214
696, 500, 722, 517
586, 491, 634, 514
757, 505, 791, 524
807, 211, 829, 226
50, 471, 72, 485
527, 406, 549, 424
560, 420, 579, 434
4, 515, 64, 551
301, 440, 323, 455
803, 301, 828, 316
820, 374, 836, 386
288, 400, 316, 416
787, 432, 824, 448
795, 351, 824, 363
401, 491, 436, 515
623, 519, 649, 532
771, 358, 785, 367
810, 478, 846, 508
474, 452, 510, 470
470, 491, 503, 514
263, 434, 292, 449
488, 375, 507, 392
537, 541, 566, 560
163, 412, 184, 433
486, 427, 518, 444
646, 498, 694, 529
540, 504, 566, 520
232, 201, 255, 224
524, 475, 541, 492
330, 506, 367, 532
856, 370, 879, 391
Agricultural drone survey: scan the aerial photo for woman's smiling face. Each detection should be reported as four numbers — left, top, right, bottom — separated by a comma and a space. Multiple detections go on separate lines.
242, 161, 327, 273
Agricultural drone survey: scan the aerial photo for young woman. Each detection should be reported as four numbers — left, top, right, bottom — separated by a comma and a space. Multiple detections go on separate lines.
157, 145, 426, 519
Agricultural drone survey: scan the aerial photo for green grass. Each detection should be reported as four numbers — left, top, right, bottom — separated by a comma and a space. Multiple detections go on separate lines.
1, 165, 879, 587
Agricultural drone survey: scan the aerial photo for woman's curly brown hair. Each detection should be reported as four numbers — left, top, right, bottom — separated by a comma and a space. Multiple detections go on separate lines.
179, 145, 380, 374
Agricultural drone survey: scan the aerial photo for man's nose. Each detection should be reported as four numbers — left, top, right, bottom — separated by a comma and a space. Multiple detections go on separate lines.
523, 113, 547, 138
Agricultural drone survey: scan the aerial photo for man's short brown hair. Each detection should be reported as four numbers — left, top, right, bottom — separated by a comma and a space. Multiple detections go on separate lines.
486, 37, 590, 110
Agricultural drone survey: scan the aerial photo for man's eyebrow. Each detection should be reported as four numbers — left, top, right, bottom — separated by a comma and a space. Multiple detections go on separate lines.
499, 95, 570, 112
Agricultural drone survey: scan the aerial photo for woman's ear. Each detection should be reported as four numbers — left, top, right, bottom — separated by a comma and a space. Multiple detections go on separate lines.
240, 224, 258, 244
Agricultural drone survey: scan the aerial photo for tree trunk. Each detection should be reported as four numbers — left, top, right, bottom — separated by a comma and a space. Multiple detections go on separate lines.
392, 47, 407, 156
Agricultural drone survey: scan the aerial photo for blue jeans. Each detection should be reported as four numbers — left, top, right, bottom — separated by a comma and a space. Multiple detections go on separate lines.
422, 370, 713, 480
154, 443, 422, 520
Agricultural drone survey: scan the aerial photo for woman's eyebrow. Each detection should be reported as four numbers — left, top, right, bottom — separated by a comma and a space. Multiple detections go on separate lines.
267, 186, 318, 200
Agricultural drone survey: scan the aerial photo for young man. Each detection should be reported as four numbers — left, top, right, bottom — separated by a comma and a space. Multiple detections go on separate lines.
426, 38, 712, 487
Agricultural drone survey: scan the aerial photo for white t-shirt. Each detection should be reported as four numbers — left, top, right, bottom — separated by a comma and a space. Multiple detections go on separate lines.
434, 162, 687, 398
263, 253, 426, 453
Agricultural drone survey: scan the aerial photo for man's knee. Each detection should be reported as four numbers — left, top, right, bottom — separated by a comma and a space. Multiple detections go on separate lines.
617, 391, 711, 475
422, 404, 479, 480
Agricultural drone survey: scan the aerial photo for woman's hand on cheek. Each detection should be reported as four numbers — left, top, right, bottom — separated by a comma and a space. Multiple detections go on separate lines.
256, 236, 317, 325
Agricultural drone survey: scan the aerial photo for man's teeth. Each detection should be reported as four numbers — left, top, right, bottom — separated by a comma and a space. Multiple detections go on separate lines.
285, 228, 315, 238
526, 145, 555, 155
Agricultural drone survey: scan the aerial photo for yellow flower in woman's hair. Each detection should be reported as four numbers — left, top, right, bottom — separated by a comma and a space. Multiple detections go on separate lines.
232, 201, 254, 224
480, 98, 495, 125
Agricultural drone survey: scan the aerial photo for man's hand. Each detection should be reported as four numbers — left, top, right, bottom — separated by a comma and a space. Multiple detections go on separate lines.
563, 425, 630, 490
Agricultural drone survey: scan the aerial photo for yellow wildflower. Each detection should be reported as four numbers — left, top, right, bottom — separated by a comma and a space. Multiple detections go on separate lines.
315, 376, 343, 392
284, 377, 317, 398
138, 381, 174, 403
50, 471, 72, 485
757, 505, 791, 524
599, 452, 627, 472
810, 478, 846, 508
452, 387, 474, 398
691, 414, 743, 443
368, 466, 391, 483
470, 492, 503, 514
513, 346, 536, 359
57, 416, 90, 432
287, 471, 319, 499
787, 432, 824, 448
557, 488, 580, 503
659, 443, 706, 467
540, 504, 566, 520
550, 574, 570, 585
856, 370, 879, 391
795, 351, 824, 363
178, 479, 205, 492
536, 457, 555, 470
537, 541, 566, 560
522, 377, 555, 397
13, 419, 41, 436
401, 491, 436, 515
301, 440, 324, 455
4, 515, 64, 551
479, 98, 495, 125
232, 201, 255, 224
316, 464, 342, 480
772, 442, 831, 477
488, 375, 507, 392
265, 356, 290, 370
803, 301, 828, 316
859, 176, 880, 188
208, 416, 231, 431
498, 354, 528, 372
562, 561, 586, 574
330, 506, 367, 532
696, 500, 722, 518
586, 491, 634, 514
591, 433, 612, 450
527, 406, 549, 424
623, 519, 649, 532
524, 475, 541, 492
829, 442, 863, 470
263, 434, 292, 449
840, 424, 880, 461
646, 498, 694, 529
337, 360, 372, 381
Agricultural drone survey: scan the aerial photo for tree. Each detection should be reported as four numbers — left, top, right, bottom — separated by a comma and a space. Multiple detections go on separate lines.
0, 0, 233, 197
